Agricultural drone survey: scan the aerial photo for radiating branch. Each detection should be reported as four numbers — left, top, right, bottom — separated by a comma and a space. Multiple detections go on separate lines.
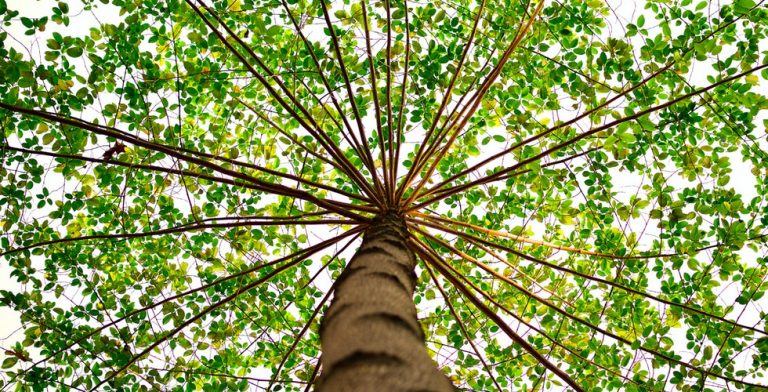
392, 0, 411, 201
410, 215, 768, 336
267, 285, 334, 390
185, 0, 382, 206
408, 236, 585, 392
410, 235, 658, 391
91, 247, 311, 389
410, 232, 768, 389
0, 102, 368, 220
278, 0, 378, 181
423, 257, 503, 391
409, 62, 768, 211
1, 144, 369, 204
19, 228, 363, 373
1, 218, 352, 257
360, 0, 390, 201
318, 0, 385, 200
411, 6, 765, 205
394, 0, 487, 202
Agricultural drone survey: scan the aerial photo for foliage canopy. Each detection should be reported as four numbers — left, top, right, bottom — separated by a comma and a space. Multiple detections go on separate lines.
1, 0, 768, 390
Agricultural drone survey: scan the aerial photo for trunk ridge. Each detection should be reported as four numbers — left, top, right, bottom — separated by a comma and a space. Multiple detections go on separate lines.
316, 213, 455, 392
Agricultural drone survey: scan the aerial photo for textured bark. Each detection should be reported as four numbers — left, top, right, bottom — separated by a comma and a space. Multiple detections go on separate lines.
316, 213, 455, 392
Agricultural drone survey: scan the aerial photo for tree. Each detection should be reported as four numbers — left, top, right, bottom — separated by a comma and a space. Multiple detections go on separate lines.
0, 0, 767, 389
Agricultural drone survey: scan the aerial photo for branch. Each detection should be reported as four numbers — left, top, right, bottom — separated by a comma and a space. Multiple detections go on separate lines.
394, 0, 487, 201
18, 228, 363, 373
1, 218, 352, 257
410, 223, 768, 387
413, 211, 677, 260
409, 215, 768, 336
392, 0, 411, 200
409, 62, 768, 211
2, 144, 369, 204
91, 245, 308, 389
423, 256, 503, 391
360, 0, 390, 201
401, 0, 545, 208
267, 275, 334, 390
411, 235, 659, 391
278, 0, 378, 180
185, 0, 381, 206
408, 236, 586, 392
0, 102, 368, 220
412, 4, 765, 204
318, 0, 384, 199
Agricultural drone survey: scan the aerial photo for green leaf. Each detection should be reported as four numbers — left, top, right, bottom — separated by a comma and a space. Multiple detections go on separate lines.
1, 357, 17, 369
66, 46, 83, 57
734, 0, 756, 13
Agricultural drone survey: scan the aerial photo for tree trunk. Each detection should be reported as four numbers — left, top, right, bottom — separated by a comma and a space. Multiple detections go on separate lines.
316, 213, 455, 392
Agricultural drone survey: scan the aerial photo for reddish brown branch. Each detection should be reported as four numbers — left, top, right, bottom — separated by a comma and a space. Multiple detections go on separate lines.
409, 215, 768, 336
409, 237, 586, 392
20, 228, 363, 372
409, 63, 768, 211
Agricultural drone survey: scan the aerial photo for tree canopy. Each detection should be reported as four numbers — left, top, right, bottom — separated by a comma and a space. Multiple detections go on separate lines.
1, 0, 768, 390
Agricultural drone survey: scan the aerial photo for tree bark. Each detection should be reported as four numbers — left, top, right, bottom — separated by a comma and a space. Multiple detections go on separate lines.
316, 213, 455, 392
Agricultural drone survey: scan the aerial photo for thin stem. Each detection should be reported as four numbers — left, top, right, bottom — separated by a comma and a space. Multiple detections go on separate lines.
0, 103, 367, 220
392, 0, 411, 200
278, 0, 378, 180
360, 0, 390, 204
394, 0, 487, 201
1, 218, 351, 257
409, 237, 585, 392
186, 0, 382, 206
409, 62, 768, 211
91, 248, 308, 389
411, 235, 657, 390
410, 215, 768, 336
19, 228, 363, 372
3, 144, 368, 204
319, 0, 386, 200
423, 259, 503, 391
412, 4, 764, 204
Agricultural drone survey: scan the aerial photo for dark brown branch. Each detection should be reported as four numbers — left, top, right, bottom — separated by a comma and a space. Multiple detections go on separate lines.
267, 276, 334, 389
400, 0, 545, 209
20, 228, 363, 372
409, 237, 586, 392
384, 0, 395, 205
0, 102, 367, 220
392, 0, 411, 201
413, 7, 765, 204
2, 144, 368, 204
395, 0, 487, 201
411, 233, 658, 391
409, 62, 768, 211
319, 0, 384, 199
202, 1, 377, 201
278, 0, 378, 180
91, 247, 310, 389
410, 230, 768, 388
409, 215, 768, 336
143, 367, 309, 384
1, 218, 351, 257
423, 256, 503, 391
185, 0, 381, 206
360, 0, 390, 202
